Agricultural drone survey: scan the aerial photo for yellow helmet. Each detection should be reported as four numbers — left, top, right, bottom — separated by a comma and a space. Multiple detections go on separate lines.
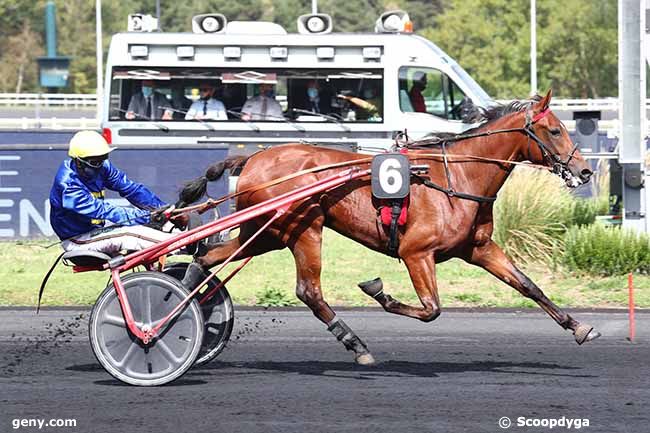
68, 130, 114, 159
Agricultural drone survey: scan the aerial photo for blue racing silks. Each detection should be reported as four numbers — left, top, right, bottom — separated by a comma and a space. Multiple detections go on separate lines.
49, 159, 167, 240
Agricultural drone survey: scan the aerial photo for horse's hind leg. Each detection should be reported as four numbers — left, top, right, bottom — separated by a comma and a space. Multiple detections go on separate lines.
359, 252, 441, 322
469, 240, 600, 344
289, 225, 375, 365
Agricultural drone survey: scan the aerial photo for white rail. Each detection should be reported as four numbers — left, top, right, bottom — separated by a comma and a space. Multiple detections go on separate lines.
0, 93, 97, 108
0, 117, 99, 130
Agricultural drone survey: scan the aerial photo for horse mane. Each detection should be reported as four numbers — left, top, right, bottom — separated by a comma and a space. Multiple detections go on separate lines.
420, 95, 542, 145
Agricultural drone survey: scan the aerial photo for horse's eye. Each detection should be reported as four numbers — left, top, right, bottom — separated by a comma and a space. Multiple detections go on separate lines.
549, 128, 561, 136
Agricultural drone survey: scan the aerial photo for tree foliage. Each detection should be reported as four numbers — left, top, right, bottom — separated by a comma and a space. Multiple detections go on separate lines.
0, 0, 620, 97
421, 0, 618, 98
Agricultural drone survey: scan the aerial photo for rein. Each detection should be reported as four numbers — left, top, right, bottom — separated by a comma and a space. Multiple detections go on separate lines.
403, 107, 570, 202
173, 107, 562, 215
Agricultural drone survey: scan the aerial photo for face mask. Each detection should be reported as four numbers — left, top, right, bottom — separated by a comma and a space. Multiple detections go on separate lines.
307, 87, 318, 100
76, 158, 105, 179
76, 162, 102, 179
142, 86, 153, 98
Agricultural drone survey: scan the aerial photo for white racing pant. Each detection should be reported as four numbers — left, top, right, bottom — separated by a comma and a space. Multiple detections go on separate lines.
61, 225, 174, 256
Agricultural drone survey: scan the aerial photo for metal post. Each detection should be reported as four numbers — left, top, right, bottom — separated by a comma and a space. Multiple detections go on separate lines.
619, 0, 646, 232
530, 0, 537, 95
156, 0, 161, 27
95, 0, 103, 124
312, 0, 318, 14
45, 1, 57, 58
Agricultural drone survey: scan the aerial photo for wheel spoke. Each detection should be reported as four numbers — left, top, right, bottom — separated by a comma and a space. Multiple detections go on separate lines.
115, 341, 140, 368
143, 285, 152, 324
155, 339, 184, 365
100, 313, 126, 328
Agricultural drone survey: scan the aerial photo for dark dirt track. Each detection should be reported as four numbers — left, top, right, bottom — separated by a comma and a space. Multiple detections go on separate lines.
1, 308, 648, 433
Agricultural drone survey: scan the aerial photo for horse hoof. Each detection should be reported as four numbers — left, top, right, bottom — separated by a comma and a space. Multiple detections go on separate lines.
574, 324, 600, 345
355, 353, 376, 366
358, 278, 384, 298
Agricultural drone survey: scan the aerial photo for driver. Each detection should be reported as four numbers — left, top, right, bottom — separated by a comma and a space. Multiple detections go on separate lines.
49, 130, 188, 256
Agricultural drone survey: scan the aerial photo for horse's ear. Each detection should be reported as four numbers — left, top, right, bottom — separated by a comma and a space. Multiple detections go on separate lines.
535, 88, 552, 111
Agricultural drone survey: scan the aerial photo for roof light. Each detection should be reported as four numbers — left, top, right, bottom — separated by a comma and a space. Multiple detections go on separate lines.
223, 46, 241, 59
176, 46, 195, 59
316, 47, 335, 59
129, 45, 149, 58
269, 46, 288, 59
362, 47, 382, 60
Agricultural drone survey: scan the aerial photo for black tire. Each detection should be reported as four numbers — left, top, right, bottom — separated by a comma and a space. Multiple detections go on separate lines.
88, 271, 204, 386
163, 263, 235, 365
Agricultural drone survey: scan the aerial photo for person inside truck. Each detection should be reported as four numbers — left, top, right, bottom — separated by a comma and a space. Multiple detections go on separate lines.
185, 81, 228, 120
241, 83, 284, 121
409, 71, 428, 113
125, 80, 173, 120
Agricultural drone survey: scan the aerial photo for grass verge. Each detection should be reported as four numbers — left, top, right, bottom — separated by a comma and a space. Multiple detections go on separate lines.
3, 229, 648, 308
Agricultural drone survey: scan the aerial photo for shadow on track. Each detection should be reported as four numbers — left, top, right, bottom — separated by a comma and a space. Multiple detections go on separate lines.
188, 360, 595, 380
67, 359, 596, 383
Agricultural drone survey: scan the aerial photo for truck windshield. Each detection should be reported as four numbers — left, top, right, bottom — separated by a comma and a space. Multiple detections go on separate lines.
108, 67, 384, 123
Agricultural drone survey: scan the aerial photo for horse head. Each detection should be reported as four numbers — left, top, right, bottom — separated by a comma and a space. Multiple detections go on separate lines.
523, 89, 593, 188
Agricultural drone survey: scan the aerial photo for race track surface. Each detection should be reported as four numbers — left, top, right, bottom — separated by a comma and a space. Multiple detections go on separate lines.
1, 308, 648, 433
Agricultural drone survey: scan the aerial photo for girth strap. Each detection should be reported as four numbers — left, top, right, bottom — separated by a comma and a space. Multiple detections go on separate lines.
387, 199, 403, 255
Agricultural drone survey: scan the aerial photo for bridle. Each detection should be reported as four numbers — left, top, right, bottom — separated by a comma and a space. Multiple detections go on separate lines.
404, 106, 582, 202
523, 108, 579, 183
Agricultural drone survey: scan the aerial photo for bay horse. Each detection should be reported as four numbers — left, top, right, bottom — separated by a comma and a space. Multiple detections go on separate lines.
179, 90, 599, 365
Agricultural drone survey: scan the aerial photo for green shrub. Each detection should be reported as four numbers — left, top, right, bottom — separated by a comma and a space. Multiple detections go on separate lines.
563, 224, 650, 276
494, 167, 574, 264
570, 196, 609, 227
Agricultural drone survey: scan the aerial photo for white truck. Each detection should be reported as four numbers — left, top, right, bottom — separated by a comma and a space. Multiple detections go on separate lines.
101, 10, 492, 155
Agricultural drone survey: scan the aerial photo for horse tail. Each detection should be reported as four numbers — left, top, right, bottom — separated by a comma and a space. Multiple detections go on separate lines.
178, 155, 250, 205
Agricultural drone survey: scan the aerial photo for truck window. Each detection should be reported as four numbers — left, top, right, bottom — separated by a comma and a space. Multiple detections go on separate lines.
109, 67, 384, 123
399, 66, 469, 120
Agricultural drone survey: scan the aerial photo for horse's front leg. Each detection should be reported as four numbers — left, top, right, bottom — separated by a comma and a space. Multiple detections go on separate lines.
359, 252, 441, 322
468, 240, 600, 344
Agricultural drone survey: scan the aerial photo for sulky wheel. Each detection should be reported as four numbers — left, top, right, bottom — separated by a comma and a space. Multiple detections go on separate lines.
163, 263, 235, 365
89, 271, 204, 386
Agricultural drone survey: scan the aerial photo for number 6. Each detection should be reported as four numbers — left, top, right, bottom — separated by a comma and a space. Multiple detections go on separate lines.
379, 158, 403, 194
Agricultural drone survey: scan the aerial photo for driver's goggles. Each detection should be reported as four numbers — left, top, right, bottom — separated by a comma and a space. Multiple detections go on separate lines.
78, 156, 107, 169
